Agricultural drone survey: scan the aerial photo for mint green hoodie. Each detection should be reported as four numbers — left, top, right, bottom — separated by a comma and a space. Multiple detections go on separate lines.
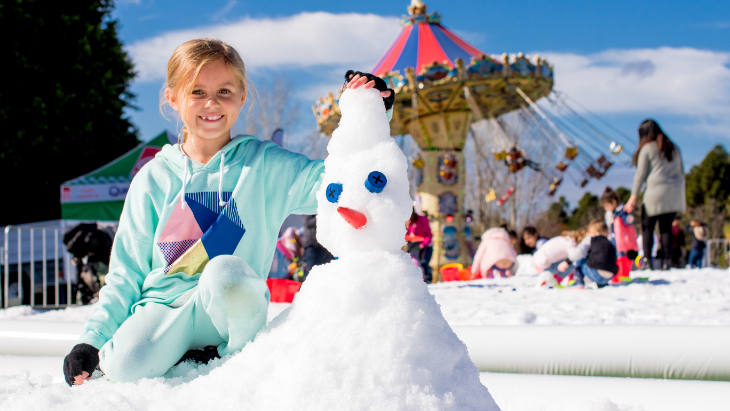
79, 136, 324, 349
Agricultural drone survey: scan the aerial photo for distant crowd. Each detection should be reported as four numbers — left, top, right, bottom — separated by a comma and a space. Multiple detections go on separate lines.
471, 119, 711, 288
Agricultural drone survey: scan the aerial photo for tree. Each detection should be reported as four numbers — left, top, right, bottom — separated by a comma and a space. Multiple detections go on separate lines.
615, 186, 631, 204
1, 0, 138, 225
684, 145, 730, 239
686, 145, 730, 209
243, 75, 300, 144
570, 192, 602, 229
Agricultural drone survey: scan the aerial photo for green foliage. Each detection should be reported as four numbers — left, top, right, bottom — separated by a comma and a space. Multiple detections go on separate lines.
615, 187, 631, 204
546, 196, 570, 225
685, 145, 730, 209
569, 192, 603, 229
0, 0, 138, 225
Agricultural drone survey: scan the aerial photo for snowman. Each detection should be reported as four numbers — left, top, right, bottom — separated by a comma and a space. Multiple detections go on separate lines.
162, 88, 501, 411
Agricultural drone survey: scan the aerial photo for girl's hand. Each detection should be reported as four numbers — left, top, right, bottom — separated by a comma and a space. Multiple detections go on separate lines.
558, 261, 570, 272
624, 195, 637, 214
64, 343, 99, 386
344, 70, 395, 110
347, 74, 392, 98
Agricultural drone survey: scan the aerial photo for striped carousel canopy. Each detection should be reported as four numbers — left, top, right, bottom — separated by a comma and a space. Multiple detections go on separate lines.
371, 3, 485, 77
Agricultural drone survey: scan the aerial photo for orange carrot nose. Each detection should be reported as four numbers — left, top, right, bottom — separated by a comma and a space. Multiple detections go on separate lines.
337, 207, 367, 229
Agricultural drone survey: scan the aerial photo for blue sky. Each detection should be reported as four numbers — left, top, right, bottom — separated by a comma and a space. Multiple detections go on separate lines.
110, 0, 730, 204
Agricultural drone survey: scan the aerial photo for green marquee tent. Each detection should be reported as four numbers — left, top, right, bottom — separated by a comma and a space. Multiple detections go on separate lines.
61, 131, 175, 221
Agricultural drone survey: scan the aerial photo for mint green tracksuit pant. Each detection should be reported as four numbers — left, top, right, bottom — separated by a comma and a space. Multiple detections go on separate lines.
99, 256, 269, 382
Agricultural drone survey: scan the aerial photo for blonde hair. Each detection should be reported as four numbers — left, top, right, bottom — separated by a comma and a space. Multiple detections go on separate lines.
562, 228, 587, 244
588, 219, 609, 236
160, 38, 254, 143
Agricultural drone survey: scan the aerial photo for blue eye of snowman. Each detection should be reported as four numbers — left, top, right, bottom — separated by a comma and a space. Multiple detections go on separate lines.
326, 183, 343, 203
365, 171, 387, 193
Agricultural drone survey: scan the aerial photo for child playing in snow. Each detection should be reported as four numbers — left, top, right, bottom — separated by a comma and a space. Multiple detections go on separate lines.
507, 229, 518, 250
532, 229, 585, 286
63, 38, 394, 385
560, 219, 618, 288
600, 187, 638, 281
471, 227, 518, 278
406, 207, 433, 282
686, 220, 709, 268
519, 226, 547, 254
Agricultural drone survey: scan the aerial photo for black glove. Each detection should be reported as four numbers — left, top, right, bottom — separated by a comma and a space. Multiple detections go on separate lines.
344, 70, 395, 111
627, 250, 639, 261
64, 343, 99, 386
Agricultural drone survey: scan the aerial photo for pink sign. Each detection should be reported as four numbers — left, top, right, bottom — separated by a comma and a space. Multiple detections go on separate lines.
131, 146, 162, 177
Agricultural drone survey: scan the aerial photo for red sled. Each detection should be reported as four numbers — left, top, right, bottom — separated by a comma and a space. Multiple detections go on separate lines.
266, 279, 301, 303
439, 264, 475, 281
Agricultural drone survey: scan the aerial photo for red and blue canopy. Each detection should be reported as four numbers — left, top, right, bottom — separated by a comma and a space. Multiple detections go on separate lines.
371, 21, 485, 77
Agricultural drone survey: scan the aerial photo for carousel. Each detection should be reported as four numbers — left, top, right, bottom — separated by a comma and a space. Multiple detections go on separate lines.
313, 0, 632, 277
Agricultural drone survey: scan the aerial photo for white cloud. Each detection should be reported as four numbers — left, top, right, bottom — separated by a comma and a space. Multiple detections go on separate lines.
127, 11, 402, 83
540, 47, 730, 118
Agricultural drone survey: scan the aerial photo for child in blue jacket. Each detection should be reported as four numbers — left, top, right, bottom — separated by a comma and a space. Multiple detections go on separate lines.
63, 38, 393, 385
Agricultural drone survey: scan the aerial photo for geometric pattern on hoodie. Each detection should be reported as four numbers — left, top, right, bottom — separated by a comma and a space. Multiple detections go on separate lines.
157, 191, 246, 275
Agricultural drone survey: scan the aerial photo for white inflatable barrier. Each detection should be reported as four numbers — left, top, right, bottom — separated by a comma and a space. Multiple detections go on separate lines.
0, 320, 82, 356
3, 321, 730, 381
453, 326, 730, 381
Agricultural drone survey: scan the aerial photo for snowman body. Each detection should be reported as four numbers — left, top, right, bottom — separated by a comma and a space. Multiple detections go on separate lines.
175, 89, 500, 411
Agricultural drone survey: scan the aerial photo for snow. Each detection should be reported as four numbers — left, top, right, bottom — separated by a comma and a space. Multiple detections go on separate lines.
479, 373, 730, 411
2, 358, 729, 411
433, 264, 730, 327
1, 266, 729, 409
10, 263, 726, 329
316, 87, 414, 256
0, 302, 290, 326
0, 305, 95, 322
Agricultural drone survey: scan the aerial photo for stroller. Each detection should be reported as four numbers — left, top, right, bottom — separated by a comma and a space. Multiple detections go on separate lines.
63, 223, 115, 304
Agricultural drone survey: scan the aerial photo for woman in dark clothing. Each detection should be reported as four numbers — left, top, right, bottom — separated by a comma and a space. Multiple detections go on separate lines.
624, 120, 686, 270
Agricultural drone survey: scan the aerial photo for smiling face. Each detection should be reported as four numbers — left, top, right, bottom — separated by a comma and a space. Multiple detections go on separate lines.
166, 59, 246, 144
316, 88, 412, 257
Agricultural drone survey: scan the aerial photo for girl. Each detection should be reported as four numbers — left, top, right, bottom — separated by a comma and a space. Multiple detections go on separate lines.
471, 227, 518, 278
519, 226, 547, 254
532, 229, 585, 276
624, 119, 685, 270
406, 207, 433, 282
560, 219, 619, 288
63, 38, 393, 385
600, 187, 638, 281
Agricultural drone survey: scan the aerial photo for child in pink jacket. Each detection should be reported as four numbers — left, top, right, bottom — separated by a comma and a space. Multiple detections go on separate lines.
600, 187, 638, 281
472, 227, 518, 278
533, 229, 586, 275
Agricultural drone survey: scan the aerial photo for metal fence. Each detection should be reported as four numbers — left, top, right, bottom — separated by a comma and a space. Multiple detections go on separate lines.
706, 239, 730, 269
1, 224, 73, 308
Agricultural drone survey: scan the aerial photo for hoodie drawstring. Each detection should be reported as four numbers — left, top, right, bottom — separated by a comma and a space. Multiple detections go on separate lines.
180, 150, 226, 209
218, 150, 227, 207
181, 155, 189, 210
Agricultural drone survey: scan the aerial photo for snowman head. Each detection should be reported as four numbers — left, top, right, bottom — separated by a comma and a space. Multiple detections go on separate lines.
316, 88, 412, 257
